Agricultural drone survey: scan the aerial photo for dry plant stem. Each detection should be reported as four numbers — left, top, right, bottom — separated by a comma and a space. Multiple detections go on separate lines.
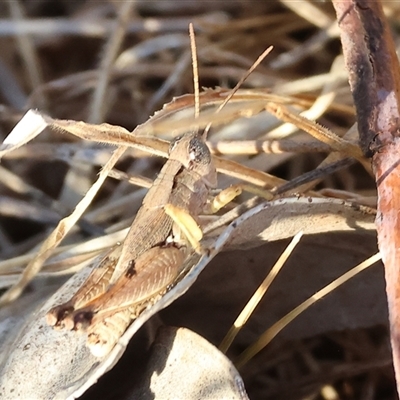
208, 139, 332, 155
272, 157, 355, 196
146, 50, 191, 113
0, 15, 222, 38
0, 146, 127, 306
235, 252, 381, 369
265, 102, 364, 161
270, 23, 339, 70
0, 57, 27, 109
332, 0, 400, 155
213, 48, 274, 113
89, 0, 136, 123
189, 24, 200, 120
219, 232, 303, 354
7, 0, 47, 110
332, 0, 400, 394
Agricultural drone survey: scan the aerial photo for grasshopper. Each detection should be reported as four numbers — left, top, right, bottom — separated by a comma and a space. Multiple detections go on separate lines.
46, 129, 240, 356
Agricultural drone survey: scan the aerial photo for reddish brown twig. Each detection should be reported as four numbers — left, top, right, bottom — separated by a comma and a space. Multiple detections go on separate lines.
332, 0, 400, 394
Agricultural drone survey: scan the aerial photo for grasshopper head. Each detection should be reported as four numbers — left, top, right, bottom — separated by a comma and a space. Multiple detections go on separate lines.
168, 133, 217, 188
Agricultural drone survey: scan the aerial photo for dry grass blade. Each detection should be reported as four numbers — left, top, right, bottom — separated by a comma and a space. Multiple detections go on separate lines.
213, 156, 285, 188
265, 102, 364, 160
189, 23, 200, 121
235, 252, 382, 369
219, 231, 303, 353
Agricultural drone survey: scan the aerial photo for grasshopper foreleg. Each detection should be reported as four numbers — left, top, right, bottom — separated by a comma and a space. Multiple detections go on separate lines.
209, 184, 243, 213
164, 185, 242, 254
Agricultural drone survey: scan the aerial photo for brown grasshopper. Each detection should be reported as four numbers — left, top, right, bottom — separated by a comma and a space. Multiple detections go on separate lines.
46, 129, 240, 356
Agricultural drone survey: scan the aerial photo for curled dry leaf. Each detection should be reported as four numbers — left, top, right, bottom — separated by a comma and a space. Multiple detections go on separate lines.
224, 196, 375, 248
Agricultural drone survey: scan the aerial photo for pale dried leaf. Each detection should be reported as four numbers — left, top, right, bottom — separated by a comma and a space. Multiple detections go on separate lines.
128, 326, 248, 400
0, 110, 48, 157
223, 196, 375, 248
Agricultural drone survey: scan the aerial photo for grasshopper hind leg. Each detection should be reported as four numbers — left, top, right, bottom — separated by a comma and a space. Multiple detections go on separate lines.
86, 309, 132, 357
59, 245, 184, 356
46, 246, 121, 329
86, 301, 154, 357
45, 303, 75, 329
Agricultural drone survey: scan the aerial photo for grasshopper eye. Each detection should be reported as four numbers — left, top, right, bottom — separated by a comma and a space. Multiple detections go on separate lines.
188, 137, 211, 165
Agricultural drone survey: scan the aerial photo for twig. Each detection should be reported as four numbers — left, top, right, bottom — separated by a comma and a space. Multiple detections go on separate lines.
332, 0, 400, 393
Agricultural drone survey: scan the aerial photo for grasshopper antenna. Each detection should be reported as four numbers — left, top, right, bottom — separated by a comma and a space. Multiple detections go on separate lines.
216, 46, 273, 114
189, 23, 200, 122
202, 46, 274, 140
